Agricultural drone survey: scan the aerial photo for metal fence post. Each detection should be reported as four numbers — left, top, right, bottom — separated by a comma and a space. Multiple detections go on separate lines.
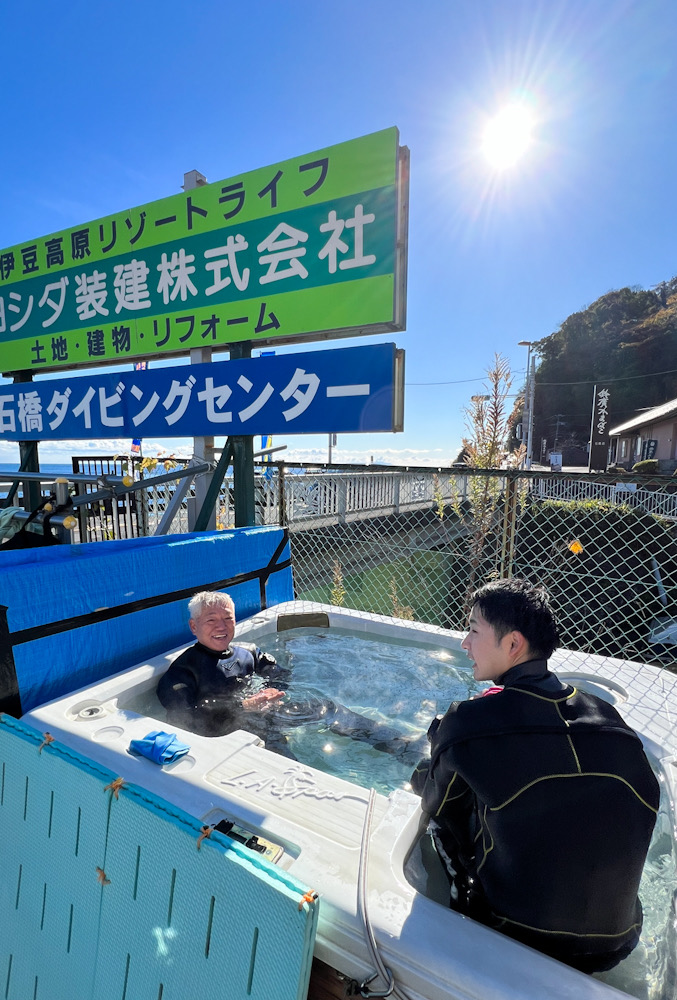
277, 463, 287, 526
499, 477, 512, 579
506, 474, 519, 579
0, 606, 21, 716
338, 478, 347, 523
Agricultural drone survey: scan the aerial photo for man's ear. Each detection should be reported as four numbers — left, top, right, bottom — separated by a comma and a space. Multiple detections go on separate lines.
189, 618, 197, 636
509, 630, 529, 659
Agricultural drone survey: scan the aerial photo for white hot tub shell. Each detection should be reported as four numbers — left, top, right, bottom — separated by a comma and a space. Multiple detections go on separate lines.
21, 601, 677, 1000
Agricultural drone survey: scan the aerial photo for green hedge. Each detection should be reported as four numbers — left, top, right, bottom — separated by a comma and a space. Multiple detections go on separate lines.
632, 459, 659, 474
513, 498, 677, 663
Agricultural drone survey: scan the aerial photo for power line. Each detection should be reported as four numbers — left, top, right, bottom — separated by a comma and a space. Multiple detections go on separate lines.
408, 365, 677, 388
407, 376, 497, 386
537, 367, 677, 386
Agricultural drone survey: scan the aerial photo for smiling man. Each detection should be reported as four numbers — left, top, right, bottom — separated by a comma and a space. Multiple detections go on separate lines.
411, 579, 659, 973
158, 591, 429, 763
157, 591, 289, 737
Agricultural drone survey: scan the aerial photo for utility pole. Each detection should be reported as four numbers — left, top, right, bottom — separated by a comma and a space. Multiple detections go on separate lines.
518, 341, 536, 469
553, 414, 566, 450
526, 353, 535, 469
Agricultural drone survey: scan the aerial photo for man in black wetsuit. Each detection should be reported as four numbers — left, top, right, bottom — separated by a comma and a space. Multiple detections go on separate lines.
157, 591, 290, 739
158, 590, 426, 761
411, 579, 659, 973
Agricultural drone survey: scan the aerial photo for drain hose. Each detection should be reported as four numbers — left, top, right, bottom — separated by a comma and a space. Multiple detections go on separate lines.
357, 787, 415, 1000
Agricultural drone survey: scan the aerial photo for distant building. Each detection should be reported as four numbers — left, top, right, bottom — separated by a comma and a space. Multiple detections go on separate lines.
609, 398, 677, 470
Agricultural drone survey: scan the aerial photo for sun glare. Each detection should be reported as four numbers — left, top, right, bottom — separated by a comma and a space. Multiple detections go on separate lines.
482, 104, 535, 170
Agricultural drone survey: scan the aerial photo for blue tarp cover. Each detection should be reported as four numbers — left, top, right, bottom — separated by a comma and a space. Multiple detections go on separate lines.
0, 526, 293, 711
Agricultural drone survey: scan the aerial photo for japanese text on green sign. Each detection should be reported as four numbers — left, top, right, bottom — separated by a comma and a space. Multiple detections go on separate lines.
0, 128, 408, 373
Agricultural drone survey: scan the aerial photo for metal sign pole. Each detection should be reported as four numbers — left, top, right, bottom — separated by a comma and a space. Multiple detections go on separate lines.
12, 372, 41, 511
183, 168, 216, 532
229, 342, 255, 526
188, 345, 215, 531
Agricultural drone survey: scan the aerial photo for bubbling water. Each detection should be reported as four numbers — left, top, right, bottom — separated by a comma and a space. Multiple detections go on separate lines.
258, 626, 476, 792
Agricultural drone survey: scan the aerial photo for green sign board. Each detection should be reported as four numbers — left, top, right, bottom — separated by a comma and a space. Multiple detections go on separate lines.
0, 128, 408, 374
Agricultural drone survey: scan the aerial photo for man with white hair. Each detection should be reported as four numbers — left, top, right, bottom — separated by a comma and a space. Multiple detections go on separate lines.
159, 590, 428, 761
157, 591, 290, 737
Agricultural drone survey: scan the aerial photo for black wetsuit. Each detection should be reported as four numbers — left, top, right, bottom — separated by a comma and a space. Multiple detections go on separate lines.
157, 640, 291, 738
157, 640, 426, 762
410, 659, 660, 972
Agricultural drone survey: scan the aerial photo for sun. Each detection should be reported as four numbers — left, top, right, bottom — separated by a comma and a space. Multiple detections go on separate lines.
481, 104, 535, 171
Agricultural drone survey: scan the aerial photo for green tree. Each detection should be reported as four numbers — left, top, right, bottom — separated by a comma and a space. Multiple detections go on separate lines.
529, 281, 677, 457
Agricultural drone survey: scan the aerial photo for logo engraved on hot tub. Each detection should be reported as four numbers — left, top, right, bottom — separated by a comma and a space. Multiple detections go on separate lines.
221, 764, 366, 802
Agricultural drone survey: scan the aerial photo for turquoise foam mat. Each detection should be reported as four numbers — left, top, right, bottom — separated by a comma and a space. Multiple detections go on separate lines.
0, 715, 317, 1000
0, 721, 109, 1000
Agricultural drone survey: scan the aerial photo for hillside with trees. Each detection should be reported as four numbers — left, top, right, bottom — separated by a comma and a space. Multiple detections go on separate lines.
528, 278, 677, 463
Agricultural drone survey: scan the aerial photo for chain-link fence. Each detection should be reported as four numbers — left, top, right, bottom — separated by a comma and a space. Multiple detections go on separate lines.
65, 458, 677, 673
283, 466, 677, 674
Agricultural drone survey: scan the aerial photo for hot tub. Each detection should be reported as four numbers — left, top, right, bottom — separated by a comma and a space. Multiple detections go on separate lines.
21, 601, 677, 1000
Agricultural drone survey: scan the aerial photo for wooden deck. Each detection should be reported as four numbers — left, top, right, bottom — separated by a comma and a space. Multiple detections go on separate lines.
308, 958, 353, 999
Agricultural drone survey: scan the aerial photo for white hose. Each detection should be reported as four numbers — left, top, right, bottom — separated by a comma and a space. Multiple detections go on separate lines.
357, 787, 416, 1000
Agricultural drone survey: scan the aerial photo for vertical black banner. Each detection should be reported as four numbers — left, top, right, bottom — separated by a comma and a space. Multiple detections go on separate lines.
588, 385, 611, 471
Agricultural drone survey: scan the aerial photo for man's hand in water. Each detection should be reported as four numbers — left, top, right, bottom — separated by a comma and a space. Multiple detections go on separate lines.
241, 688, 285, 711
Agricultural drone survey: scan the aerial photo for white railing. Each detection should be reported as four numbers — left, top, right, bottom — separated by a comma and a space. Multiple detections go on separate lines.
282, 470, 463, 524
136, 468, 467, 533
532, 477, 677, 520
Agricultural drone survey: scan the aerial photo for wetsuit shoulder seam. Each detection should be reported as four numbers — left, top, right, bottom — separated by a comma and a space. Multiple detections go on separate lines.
430, 721, 640, 759
507, 685, 576, 703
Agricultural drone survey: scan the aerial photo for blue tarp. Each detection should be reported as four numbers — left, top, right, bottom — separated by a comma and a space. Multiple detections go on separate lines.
0, 526, 293, 712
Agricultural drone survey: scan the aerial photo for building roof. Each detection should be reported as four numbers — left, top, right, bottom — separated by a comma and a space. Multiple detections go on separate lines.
609, 397, 677, 436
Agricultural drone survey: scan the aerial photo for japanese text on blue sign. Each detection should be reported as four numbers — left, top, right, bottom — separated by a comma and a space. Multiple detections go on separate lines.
0, 344, 399, 440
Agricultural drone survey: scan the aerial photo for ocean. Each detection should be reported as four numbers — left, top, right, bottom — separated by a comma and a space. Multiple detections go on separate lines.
0, 463, 74, 477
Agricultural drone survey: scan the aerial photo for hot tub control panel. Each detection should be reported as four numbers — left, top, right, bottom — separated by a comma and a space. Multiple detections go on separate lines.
213, 819, 284, 865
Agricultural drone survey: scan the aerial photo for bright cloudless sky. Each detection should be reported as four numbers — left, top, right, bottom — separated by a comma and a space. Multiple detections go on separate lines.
1, 0, 676, 467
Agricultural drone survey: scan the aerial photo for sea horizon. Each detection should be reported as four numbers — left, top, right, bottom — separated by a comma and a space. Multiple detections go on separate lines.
0, 461, 74, 475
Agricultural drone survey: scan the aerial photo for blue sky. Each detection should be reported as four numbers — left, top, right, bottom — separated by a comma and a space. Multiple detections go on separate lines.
1, 0, 676, 467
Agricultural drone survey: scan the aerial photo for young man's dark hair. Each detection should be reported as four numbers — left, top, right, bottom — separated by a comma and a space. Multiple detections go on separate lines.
471, 578, 559, 660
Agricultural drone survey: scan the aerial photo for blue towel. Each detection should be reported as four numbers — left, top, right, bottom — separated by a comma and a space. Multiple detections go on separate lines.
128, 731, 190, 765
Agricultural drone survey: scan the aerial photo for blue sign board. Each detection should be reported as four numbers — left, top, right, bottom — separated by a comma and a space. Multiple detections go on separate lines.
0, 343, 401, 441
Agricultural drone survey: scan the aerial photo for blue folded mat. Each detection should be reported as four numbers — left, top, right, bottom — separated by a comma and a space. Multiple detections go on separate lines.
128, 730, 190, 764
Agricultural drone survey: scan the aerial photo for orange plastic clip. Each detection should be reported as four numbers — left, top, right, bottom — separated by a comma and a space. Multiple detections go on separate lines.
96, 867, 111, 886
197, 825, 214, 850
104, 777, 126, 800
298, 890, 319, 910
38, 733, 54, 754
